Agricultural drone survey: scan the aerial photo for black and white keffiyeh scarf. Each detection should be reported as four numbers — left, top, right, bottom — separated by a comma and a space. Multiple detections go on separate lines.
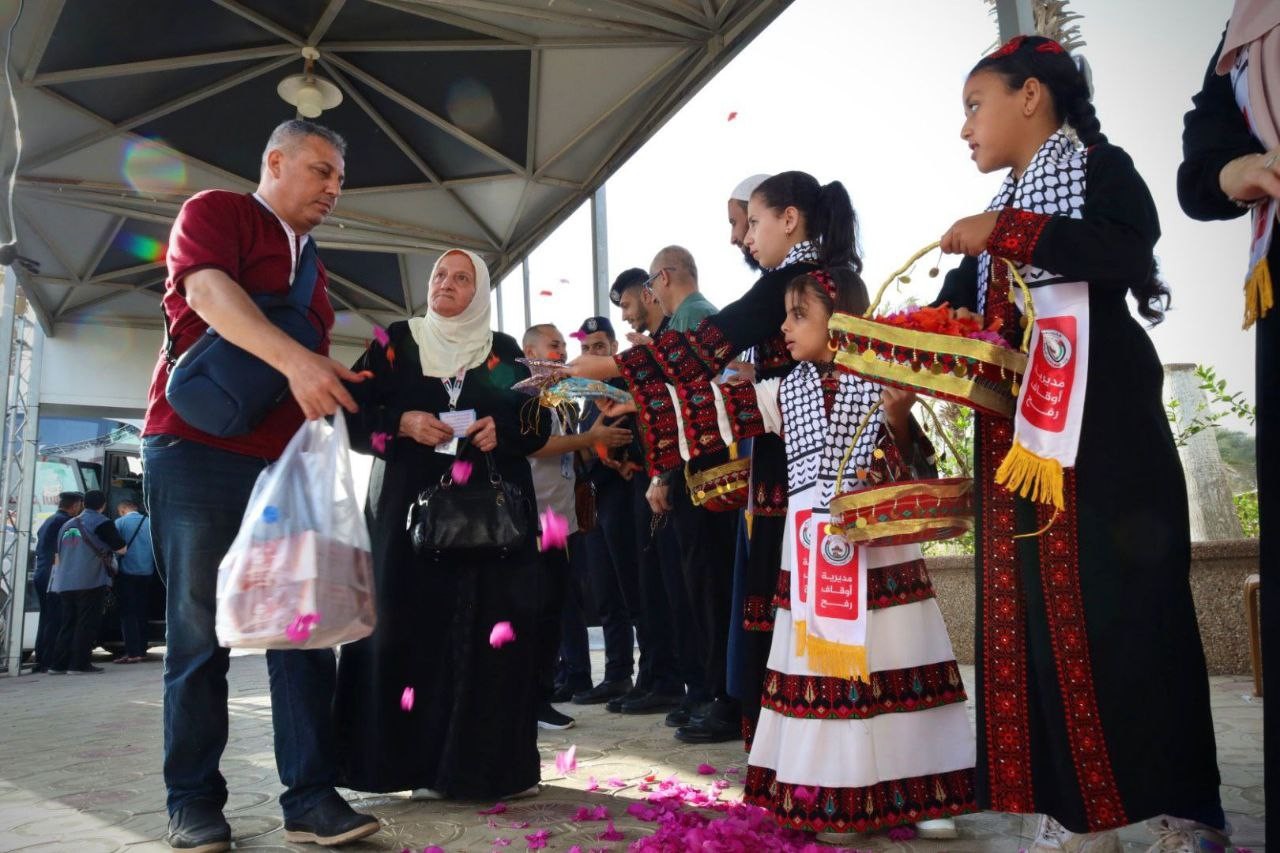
980, 129, 1090, 513
778, 362, 881, 682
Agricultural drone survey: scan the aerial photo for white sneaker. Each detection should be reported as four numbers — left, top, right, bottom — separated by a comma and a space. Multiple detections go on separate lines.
410, 788, 444, 801
916, 817, 959, 839
814, 831, 862, 846
1031, 814, 1121, 853
504, 784, 540, 800
1146, 816, 1232, 853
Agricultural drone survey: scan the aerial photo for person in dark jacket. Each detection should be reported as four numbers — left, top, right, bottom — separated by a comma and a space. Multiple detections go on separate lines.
49, 490, 125, 674
31, 491, 82, 672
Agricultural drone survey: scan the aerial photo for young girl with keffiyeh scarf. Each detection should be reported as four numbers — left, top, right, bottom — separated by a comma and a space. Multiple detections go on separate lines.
600, 272, 977, 842
936, 35, 1228, 853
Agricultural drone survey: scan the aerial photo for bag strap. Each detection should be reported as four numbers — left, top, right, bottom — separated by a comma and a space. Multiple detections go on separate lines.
163, 238, 321, 366
123, 513, 147, 549
71, 518, 114, 564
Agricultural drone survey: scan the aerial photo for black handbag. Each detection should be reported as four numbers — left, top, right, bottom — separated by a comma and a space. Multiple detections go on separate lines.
164, 240, 324, 437
406, 445, 532, 562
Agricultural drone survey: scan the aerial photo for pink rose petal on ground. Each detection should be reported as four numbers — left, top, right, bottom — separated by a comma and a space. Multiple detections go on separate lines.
450, 459, 473, 484
524, 828, 551, 849
725, 766, 740, 775
538, 508, 569, 551
712, 779, 730, 790
886, 825, 917, 841
478, 802, 507, 815
599, 820, 625, 842
373, 326, 390, 347
606, 776, 626, 787
696, 763, 716, 775
585, 776, 599, 791
400, 686, 414, 712
555, 744, 577, 775
424, 847, 446, 853
371, 431, 389, 453
489, 621, 516, 648
638, 783, 651, 792
569, 847, 584, 853
492, 840, 511, 849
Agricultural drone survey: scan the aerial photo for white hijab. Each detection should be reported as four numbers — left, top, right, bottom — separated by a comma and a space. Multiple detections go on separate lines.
408, 248, 494, 378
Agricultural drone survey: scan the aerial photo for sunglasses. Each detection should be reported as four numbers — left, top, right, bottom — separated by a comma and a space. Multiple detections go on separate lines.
642, 267, 675, 291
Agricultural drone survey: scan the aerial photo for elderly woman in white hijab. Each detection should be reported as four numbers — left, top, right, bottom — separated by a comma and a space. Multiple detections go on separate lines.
333, 249, 549, 801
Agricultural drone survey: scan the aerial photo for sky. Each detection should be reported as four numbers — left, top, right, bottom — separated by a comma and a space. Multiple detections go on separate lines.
494, 0, 1255, 414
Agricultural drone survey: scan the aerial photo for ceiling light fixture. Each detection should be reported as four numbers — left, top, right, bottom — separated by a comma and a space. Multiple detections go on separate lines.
277, 47, 343, 119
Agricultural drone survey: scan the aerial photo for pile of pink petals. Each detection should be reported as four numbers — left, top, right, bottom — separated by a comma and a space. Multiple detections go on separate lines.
629, 800, 852, 852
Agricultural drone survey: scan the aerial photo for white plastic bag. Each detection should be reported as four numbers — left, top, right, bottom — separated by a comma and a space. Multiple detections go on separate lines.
215, 416, 376, 649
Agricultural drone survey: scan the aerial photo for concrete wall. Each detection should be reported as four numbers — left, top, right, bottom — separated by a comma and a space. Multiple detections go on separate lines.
927, 538, 1261, 675
37, 323, 368, 412
39, 324, 163, 411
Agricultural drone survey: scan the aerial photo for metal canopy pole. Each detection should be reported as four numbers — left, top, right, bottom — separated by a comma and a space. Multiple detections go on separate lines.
994, 0, 1036, 41
590, 185, 609, 317
0, 269, 43, 677
522, 257, 532, 332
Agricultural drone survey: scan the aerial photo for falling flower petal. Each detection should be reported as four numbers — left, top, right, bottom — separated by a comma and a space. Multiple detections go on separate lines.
373, 326, 390, 347
451, 459, 473, 484
285, 612, 320, 644
478, 802, 508, 815
386, 345, 397, 365
569, 330, 587, 341
538, 508, 569, 551
887, 825, 917, 841
489, 621, 516, 648
400, 686, 415, 712
555, 745, 577, 775
371, 432, 389, 454
696, 763, 716, 775
599, 821, 625, 842
727, 110, 738, 121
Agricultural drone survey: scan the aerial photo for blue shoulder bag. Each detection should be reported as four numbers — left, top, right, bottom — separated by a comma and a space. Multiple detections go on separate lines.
164, 239, 324, 437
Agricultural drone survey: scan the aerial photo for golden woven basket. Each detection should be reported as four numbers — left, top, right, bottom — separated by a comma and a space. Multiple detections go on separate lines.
686, 454, 751, 512
829, 402, 973, 547
831, 242, 1033, 419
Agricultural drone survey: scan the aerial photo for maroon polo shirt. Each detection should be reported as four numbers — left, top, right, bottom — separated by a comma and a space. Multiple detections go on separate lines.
143, 190, 335, 460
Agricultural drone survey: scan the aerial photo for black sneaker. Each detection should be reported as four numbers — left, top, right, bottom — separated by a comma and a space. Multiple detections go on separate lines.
68, 665, 105, 674
167, 801, 231, 852
665, 698, 705, 728
283, 792, 380, 846
621, 690, 684, 714
550, 682, 586, 703
536, 702, 576, 731
572, 677, 633, 705
605, 685, 648, 713
674, 714, 740, 744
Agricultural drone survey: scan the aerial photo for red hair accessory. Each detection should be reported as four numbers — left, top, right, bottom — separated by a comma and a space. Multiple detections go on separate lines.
988, 35, 1026, 59
988, 35, 1066, 60
811, 270, 837, 299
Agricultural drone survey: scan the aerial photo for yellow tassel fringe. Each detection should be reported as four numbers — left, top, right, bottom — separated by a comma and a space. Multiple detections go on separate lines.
995, 439, 1065, 511
793, 620, 807, 657
1244, 256, 1274, 330
804, 633, 869, 682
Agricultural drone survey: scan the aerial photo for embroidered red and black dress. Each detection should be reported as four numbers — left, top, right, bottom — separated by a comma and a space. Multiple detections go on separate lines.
615, 250, 819, 745
933, 143, 1221, 834
626, 367, 976, 835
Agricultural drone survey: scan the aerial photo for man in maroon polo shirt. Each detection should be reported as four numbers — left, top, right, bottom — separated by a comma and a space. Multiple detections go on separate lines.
143, 120, 379, 851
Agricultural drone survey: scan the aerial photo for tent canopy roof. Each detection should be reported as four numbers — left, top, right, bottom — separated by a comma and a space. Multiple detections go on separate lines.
2, 0, 787, 342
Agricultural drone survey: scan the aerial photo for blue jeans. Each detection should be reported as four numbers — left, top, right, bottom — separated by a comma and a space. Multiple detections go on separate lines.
144, 435, 339, 820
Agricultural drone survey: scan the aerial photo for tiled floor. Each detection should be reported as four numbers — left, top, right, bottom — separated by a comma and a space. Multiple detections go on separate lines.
0, 650, 1264, 851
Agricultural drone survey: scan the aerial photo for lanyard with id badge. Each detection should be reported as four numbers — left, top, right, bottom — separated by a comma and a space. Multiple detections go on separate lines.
437, 371, 476, 455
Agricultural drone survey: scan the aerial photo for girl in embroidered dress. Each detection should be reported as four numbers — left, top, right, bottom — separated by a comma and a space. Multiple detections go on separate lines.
598, 266, 977, 840
935, 36, 1226, 852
